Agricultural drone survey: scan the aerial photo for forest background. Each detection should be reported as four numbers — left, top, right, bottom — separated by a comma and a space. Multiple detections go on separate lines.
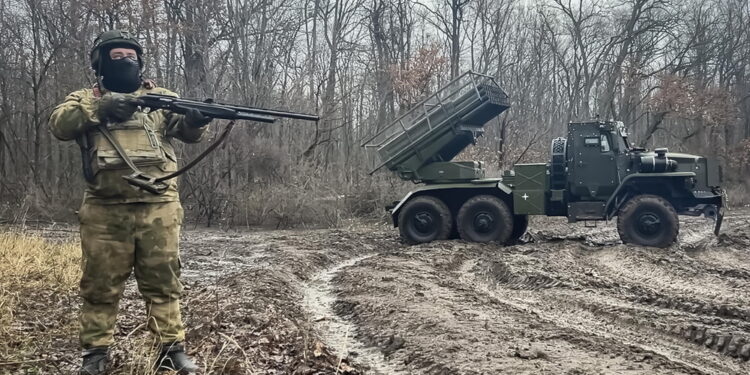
1, 0, 748, 228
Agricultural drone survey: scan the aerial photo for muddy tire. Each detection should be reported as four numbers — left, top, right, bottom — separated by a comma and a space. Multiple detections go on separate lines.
398, 196, 453, 244
457, 195, 513, 243
506, 215, 529, 245
617, 194, 679, 248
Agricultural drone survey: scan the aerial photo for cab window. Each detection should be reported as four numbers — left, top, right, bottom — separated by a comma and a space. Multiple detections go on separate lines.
600, 135, 611, 152
584, 137, 599, 146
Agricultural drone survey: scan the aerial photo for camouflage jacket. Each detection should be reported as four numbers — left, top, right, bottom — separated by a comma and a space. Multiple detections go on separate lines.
49, 82, 207, 204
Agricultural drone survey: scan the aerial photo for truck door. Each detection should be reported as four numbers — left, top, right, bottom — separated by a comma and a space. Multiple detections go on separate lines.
569, 129, 618, 201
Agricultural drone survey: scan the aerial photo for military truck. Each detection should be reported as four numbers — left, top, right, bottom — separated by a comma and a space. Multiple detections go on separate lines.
362, 71, 724, 248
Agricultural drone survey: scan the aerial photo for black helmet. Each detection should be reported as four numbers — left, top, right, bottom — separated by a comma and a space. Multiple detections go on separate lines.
90, 30, 144, 72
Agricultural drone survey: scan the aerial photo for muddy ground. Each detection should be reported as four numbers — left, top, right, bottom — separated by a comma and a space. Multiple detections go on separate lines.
5, 208, 750, 374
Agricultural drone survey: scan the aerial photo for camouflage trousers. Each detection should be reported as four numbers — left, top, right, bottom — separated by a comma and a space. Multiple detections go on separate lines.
78, 201, 185, 349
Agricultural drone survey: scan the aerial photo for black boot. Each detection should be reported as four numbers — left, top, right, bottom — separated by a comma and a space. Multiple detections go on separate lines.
79, 346, 109, 375
156, 342, 199, 374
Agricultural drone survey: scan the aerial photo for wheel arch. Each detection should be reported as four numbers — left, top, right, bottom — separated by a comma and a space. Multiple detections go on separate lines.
392, 183, 513, 227
604, 172, 696, 219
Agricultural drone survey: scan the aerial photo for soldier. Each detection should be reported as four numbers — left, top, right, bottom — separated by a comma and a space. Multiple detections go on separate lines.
48, 30, 211, 374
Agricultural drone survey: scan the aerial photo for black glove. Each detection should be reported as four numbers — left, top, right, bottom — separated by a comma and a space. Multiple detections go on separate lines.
97, 93, 138, 123
183, 108, 212, 128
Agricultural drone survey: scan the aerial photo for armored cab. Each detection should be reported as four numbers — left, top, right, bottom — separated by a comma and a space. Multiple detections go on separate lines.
364, 74, 724, 248
548, 121, 723, 246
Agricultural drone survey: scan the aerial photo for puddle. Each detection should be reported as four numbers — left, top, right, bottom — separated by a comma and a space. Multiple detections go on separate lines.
302, 255, 407, 375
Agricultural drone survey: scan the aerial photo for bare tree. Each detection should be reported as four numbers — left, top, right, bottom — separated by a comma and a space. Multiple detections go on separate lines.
0, 0, 747, 224
417, 0, 471, 79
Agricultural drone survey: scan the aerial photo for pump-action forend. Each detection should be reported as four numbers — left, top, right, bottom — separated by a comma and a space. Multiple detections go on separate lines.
133, 94, 320, 123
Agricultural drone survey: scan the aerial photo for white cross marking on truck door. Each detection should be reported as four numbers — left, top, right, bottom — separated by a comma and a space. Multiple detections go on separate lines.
522, 193, 529, 200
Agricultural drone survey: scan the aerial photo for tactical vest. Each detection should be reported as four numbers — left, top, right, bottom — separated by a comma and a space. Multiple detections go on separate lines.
90, 111, 167, 174
85, 108, 177, 177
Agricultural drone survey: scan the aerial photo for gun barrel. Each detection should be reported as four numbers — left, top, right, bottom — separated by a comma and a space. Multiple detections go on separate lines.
223, 105, 319, 122
136, 94, 318, 122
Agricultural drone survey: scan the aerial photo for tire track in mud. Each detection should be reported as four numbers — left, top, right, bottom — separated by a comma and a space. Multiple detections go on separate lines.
328, 249, 689, 374
460, 255, 749, 374
459, 216, 750, 374
301, 254, 409, 375
178, 228, 399, 373
307, 213, 750, 374
176, 211, 750, 374
324, 213, 750, 374
457, 258, 717, 374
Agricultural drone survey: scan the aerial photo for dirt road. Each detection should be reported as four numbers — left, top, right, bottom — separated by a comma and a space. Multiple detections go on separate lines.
176, 208, 750, 374
8, 208, 750, 374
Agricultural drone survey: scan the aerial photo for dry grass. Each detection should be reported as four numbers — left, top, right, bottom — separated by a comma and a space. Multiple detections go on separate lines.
726, 182, 750, 208
0, 230, 80, 285
0, 230, 80, 371
0, 230, 80, 326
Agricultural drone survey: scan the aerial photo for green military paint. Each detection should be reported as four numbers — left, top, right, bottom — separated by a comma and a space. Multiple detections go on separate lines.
370, 79, 725, 246
509, 163, 548, 215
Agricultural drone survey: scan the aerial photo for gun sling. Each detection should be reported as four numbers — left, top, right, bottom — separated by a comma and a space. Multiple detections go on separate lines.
95, 120, 236, 195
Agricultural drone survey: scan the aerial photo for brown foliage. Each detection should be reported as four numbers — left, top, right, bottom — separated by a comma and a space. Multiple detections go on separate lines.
729, 138, 750, 170
389, 44, 448, 107
650, 74, 740, 127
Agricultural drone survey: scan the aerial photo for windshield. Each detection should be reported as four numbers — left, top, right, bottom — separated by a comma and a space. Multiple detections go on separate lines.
615, 122, 630, 151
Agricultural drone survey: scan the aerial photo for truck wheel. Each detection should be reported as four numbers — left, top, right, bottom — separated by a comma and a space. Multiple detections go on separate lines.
506, 215, 529, 245
398, 196, 453, 244
617, 194, 679, 248
457, 195, 513, 243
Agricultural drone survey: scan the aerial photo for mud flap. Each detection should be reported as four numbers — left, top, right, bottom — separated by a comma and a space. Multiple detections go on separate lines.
714, 208, 724, 236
